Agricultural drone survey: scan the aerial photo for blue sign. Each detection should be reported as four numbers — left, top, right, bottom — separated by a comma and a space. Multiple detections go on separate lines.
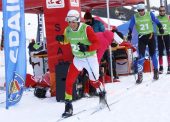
2, 0, 26, 109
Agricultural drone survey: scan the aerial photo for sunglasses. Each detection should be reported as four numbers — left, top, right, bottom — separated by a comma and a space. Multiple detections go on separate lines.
138, 9, 144, 12
159, 10, 165, 12
68, 21, 76, 24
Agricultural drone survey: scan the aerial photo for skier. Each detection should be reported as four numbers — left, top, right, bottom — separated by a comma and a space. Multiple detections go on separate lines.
56, 9, 106, 118
156, 6, 170, 74
127, 2, 164, 84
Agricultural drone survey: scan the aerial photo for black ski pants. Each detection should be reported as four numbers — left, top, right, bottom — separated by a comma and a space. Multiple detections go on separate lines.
138, 33, 156, 58
157, 34, 170, 57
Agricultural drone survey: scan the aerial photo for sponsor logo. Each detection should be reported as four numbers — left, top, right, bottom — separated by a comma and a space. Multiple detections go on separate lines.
6, 1, 21, 64
70, 0, 79, 7
137, 64, 143, 72
8, 73, 25, 103
46, 0, 65, 9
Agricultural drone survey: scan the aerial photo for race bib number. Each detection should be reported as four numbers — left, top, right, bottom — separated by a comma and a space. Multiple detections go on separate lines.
71, 44, 79, 52
140, 24, 149, 31
162, 24, 167, 30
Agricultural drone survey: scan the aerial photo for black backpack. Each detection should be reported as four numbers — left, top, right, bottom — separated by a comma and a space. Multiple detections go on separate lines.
34, 87, 48, 98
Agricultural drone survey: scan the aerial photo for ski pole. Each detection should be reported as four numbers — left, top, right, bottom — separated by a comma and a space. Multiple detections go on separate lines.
162, 36, 166, 52
127, 38, 137, 81
101, 67, 106, 90
109, 46, 114, 83
131, 48, 137, 81
146, 45, 152, 74
148, 34, 153, 74
149, 54, 152, 74
83, 52, 111, 111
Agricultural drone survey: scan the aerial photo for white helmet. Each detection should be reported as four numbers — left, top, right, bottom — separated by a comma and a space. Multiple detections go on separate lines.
65, 9, 80, 22
137, 3, 145, 10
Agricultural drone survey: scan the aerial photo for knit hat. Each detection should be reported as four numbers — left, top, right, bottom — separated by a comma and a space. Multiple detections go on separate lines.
84, 12, 92, 19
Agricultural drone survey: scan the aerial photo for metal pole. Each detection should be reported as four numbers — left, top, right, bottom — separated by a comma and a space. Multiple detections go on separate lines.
164, 0, 168, 14
106, 0, 111, 30
146, 0, 151, 11
106, 0, 114, 83
160, 0, 164, 6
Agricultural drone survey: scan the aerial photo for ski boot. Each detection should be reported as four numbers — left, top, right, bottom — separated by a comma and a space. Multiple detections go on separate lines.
114, 75, 119, 79
167, 66, 170, 74
136, 72, 143, 84
153, 69, 159, 80
113, 69, 119, 79
113, 70, 119, 82
159, 66, 163, 74
99, 90, 106, 108
62, 100, 73, 118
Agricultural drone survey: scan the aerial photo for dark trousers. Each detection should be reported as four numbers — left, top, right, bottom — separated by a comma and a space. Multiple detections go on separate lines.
137, 33, 158, 72
138, 33, 156, 57
102, 50, 117, 78
157, 34, 170, 66
157, 35, 170, 56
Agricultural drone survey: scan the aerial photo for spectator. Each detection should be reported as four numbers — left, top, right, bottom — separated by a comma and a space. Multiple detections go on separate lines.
28, 39, 36, 64
84, 11, 105, 32
101, 27, 124, 80
28, 39, 36, 52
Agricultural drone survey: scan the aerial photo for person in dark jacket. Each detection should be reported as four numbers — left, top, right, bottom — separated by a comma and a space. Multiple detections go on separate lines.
28, 39, 36, 52
28, 39, 36, 64
84, 12, 105, 32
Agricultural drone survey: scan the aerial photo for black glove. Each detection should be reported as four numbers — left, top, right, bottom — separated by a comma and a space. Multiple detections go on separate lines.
56, 35, 64, 42
127, 34, 132, 41
85, 21, 92, 26
78, 42, 89, 52
127, 29, 132, 41
112, 28, 117, 33
159, 27, 164, 34
111, 42, 118, 48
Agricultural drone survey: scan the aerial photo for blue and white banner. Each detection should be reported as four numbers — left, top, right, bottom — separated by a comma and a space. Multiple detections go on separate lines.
2, 0, 26, 109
